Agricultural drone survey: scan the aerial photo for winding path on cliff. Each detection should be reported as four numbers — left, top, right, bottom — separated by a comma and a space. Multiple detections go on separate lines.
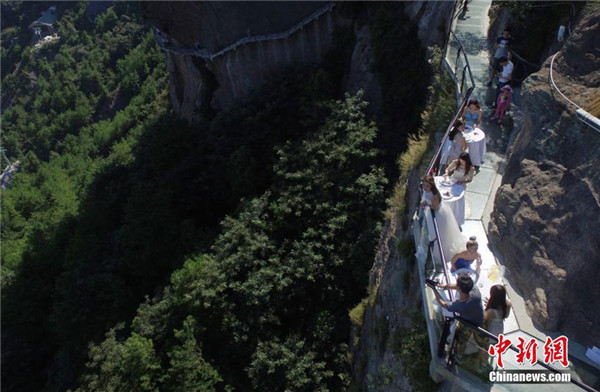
151, 2, 335, 62
417, 1, 599, 390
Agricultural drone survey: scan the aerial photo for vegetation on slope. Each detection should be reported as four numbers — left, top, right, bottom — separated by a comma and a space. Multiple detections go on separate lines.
1, 2, 432, 391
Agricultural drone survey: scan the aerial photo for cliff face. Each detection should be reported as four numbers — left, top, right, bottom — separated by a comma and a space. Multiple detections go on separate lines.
351, 167, 427, 391
403, 1, 454, 46
142, 1, 452, 118
489, 5, 600, 346
143, 2, 340, 116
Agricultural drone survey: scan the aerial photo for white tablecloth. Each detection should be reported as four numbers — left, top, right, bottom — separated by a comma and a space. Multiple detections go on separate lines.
434, 176, 466, 226
464, 127, 486, 166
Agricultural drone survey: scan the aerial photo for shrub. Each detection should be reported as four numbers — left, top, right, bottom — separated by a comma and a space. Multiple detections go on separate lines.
390, 310, 437, 392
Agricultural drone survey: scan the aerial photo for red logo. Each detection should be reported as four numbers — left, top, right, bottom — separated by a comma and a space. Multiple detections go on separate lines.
544, 336, 569, 367
488, 334, 512, 368
516, 337, 538, 366
487, 335, 570, 368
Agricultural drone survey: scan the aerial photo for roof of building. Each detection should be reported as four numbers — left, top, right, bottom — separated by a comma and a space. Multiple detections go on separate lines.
29, 7, 57, 29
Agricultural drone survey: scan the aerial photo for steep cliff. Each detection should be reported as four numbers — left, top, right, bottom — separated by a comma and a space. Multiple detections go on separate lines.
349, 48, 456, 390
351, 167, 432, 392
143, 2, 341, 116
142, 1, 453, 118
403, 1, 454, 46
489, 4, 600, 346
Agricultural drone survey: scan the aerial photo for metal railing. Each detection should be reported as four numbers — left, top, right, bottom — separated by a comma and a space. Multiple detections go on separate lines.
416, 29, 475, 368
417, 105, 598, 391
425, 92, 473, 178
443, 29, 476, 107
152, 2, 336, 62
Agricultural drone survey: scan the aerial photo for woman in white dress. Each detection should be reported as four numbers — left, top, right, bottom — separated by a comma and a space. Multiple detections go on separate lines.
421, 175, 466, 263
442, 119, 469, 164
445, 152, 475, 186
441, 120, 468, 172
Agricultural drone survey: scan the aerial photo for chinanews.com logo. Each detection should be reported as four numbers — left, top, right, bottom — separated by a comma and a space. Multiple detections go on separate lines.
486, 334, 572, 384
489, 370, 571, 384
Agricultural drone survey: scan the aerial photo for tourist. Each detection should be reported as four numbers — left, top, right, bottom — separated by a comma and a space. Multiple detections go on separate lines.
477, 284, 512, 372
462, 99, 483, 129
495, 57, 514, 101
487, 29, 514, 86
484, 285, 511, 337
430, 273, 484, 362
491, 85, 513, 123
460, 0, 470, 18
431, 273, 484, 327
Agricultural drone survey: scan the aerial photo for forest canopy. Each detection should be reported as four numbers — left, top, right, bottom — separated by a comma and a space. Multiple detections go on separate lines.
1, 2, 430, 391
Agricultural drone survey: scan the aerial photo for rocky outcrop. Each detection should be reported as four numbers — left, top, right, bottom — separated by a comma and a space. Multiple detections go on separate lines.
346, 24, 383, 114
489, 5, 600, 346
142, 2, 452, 118
351, 198, 420, 391
403, 1, 454, 46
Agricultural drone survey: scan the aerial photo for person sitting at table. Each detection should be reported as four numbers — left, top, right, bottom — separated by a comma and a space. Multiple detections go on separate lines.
441, 120, 468, 172
451, 238, 482, 273
462, 99, 483, 129
421, 175, 466, 261
445, 152, 475, 185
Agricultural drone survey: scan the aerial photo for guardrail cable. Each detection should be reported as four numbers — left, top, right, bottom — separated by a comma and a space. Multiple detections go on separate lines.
549, 51, 582, 110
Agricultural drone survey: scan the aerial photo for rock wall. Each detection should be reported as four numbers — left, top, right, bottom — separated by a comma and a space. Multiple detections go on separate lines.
204, 9, 339, 111
351, 165, 429, 391
346, 24, 383, 114
403, 1, 454, 47
142, 1, 452, 118
489, 5, 600, 346
143, 2, 343, 115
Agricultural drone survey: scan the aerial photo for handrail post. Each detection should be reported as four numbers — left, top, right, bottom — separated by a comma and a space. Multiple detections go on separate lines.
454, 45, 462, 75
460, 65, 467, 95
438, 318, 453, 357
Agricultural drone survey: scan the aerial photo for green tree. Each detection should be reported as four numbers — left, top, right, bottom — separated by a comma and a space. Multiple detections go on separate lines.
248, 336, 332, 392
77, 329, 160, 392
164, 317, 222, 392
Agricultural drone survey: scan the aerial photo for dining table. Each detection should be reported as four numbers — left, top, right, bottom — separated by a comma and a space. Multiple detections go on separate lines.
464, 127, 486, 166
434, 176, 466, 226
